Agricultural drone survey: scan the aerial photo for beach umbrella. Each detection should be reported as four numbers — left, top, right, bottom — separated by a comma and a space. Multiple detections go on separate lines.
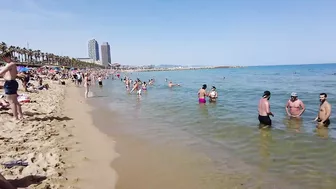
18, 67, 29, 72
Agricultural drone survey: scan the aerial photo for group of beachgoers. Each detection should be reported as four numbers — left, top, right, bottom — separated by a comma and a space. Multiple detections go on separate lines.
119, 73, 331, 130
199, 86, 331, 129
121, 77, 153, 95
258, 91, 331, 129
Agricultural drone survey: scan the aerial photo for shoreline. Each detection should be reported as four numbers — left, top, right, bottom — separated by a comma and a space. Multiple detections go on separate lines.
89, 99, 253, 189
61, 84, 118, 189
120, 66, 245, 73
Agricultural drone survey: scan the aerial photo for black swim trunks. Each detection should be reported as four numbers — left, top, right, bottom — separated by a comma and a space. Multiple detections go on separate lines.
317, 118, 330, 127
4, 80, 19, 95
98, 81, 103, 86
258, 115, 272, 126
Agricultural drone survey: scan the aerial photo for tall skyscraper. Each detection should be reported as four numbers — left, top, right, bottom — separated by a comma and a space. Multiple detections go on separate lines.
88, 39, 99, 61
101, 42, 111, 66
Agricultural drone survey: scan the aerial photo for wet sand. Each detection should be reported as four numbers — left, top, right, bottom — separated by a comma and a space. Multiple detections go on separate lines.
91, 105, 251, 189
62, 85, 118, 189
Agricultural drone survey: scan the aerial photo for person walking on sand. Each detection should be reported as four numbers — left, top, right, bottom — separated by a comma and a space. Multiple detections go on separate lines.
84, 72, 90, 98
314, 93, 332, 128
0, 52, 23, 121
285, 92, 305, 118
258, 91, 274, 128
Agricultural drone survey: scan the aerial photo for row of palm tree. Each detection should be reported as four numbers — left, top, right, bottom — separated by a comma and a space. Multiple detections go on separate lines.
0, 42, 103, 68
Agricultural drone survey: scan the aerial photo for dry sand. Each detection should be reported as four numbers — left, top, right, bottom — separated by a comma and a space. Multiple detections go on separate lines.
0, 80, 118, 189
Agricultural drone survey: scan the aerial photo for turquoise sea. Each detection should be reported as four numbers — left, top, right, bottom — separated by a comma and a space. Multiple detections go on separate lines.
93, 63, 336, 189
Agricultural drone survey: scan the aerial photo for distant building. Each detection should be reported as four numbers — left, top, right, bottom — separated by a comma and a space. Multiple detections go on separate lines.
88, 39, 99, 61
77, 58, 95, 63
101, 42, 111, 66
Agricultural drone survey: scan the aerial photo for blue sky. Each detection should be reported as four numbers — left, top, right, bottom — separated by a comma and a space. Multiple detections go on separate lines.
1, 0, 336, 66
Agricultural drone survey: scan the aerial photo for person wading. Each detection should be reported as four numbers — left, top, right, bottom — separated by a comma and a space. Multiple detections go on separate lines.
285, 92, 305, 118
258, 91, 274, 128
314, 93, 332, 128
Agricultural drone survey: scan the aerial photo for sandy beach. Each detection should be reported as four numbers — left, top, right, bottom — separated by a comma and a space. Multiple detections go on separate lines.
0, 80, 118, 189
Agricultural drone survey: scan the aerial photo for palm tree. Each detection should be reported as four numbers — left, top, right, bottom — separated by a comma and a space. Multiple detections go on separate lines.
0, 42, 7, 53
16, 46, 22, 62
1, 41, 104, 68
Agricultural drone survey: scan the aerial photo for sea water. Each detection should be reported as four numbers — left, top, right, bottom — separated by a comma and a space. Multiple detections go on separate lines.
94, 64, 336, 189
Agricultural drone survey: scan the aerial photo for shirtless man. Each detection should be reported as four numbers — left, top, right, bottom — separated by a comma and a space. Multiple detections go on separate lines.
285, 92, 305, 118
0, 52, 23, 120
168, 81, 180, 88
198, 84, 208, 103
258, 91, 274, 127
314, 93, 331, 127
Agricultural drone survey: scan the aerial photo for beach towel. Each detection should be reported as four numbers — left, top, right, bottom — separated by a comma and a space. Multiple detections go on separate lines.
18, 94, 31, 103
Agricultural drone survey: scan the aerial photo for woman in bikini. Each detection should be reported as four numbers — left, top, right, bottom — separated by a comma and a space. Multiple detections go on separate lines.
84, 73, 90, 98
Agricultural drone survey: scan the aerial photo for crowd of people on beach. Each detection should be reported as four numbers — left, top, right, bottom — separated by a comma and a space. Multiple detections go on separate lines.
0, 49, 333, 188
0, 51, 115, 188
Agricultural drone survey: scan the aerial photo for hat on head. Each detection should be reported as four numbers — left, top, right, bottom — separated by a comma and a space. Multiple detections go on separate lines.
291, 92, 298, 97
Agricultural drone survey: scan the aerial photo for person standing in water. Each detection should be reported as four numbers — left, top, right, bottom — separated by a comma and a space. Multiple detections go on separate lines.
142, 82, 147, 91
198, 84, 208, 103
314, 93, 332, 127
258, 91, 274, 127
0, 52, 23, 120
209, 86, 218, 102
285, 92, 305, 118
98, 76, 103, 87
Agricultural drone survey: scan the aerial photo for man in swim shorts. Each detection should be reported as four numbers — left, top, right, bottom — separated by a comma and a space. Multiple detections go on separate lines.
314, 93, 331, 127
258, 91, 274, 128
198, 84, 207, 103
285, 92, 305, 118
0, 52, 23, 120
